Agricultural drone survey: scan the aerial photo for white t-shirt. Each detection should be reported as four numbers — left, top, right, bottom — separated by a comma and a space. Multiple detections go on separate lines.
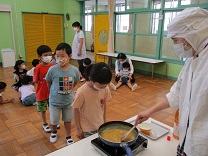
19, 85, 35, 100
72, 30, 87, 60
0, 93, 2, 96
27, 67, 35, 76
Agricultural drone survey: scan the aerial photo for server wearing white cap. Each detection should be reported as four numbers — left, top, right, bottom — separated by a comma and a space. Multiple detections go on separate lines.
135, 7, 208, 156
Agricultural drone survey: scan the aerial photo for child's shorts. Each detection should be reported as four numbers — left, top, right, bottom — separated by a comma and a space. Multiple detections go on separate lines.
121, 77, 129, 84
37, 99, 49, 112
49, 104, 73, 125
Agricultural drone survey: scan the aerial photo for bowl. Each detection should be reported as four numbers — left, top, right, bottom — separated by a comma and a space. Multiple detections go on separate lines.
138, 122, 153, 135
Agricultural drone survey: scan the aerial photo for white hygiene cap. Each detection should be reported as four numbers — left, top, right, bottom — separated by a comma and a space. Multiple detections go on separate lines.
167, 7, 208, 54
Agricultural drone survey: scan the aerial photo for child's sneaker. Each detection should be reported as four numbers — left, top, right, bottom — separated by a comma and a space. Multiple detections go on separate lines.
43, 124, 51, 133
80, 78, 85, 82
132, 84, 137, 92
50, 132, 57, 143
66, 137, 74, 146
110, 82, 116, 91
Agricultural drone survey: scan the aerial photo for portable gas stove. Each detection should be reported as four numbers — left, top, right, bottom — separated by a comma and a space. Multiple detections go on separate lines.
91, 135, 148, 156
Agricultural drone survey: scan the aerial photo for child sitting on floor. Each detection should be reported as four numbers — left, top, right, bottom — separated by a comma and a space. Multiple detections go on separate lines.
27, 59, 40, 77
0, 81, 14, 104
12, 60, 27, 91
110, 62, 137, 91
19, 75, 36, 106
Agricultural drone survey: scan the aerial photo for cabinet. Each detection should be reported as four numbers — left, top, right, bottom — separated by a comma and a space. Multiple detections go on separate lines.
1, 48, 16, 68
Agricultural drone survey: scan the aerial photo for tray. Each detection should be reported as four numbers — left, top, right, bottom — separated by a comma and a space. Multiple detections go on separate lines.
137, 121, 170, 140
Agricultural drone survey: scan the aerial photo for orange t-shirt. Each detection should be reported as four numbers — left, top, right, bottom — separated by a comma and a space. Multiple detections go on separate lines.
33, 63, 54, 101
72, 83, 112, 132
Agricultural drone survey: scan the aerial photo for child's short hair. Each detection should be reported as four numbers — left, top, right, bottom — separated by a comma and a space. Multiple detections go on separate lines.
0, 82, 7, 90
122, 62, 130, 68
83, 58, 91, 66
117, 53, 127, 60
89, 62, 112, 84
14, 60, 24, 71
55, 42, 72, 56
85, 64, 94, 81
37, 45, 52, 56
21, 75, 33, 85
32, 59, 40, 67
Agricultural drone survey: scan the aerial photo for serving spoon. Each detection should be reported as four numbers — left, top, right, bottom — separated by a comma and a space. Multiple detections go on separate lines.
121, 125, 136, 142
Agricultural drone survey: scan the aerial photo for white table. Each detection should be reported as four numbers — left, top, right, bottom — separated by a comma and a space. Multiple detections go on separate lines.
46, 116, 178, 156
96, 52, 167, 79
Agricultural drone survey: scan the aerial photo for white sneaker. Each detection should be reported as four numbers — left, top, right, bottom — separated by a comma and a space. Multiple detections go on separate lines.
110, 82, 116, 90
80, 78, 85, 82
66, 138, 74, 146
50, 133, 57, 143
57, 124, 60, 129
132, 84, 137, 92
43, 124, 51, 133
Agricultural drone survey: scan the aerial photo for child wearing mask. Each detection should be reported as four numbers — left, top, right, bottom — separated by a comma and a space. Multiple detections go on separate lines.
79, 57, 91, 82
33, 45, 55, 133
0, 81, 14, 104
19, 75, 36, 106
110, 62, 137, 91
72, 62, 112, 139
46, 43, 80, 145
27, 59, 40, 77
12, 60, 27, 91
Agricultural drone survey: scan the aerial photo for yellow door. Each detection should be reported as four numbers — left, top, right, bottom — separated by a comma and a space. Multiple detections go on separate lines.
94, 14, 109, 62
23, 14, 63, 62
23, 14, 44, 62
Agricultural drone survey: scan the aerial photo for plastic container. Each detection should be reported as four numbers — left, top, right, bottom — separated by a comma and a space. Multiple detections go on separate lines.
173, 109, 179, 140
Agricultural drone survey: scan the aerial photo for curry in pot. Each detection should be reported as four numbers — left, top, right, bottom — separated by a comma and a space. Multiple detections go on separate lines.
101, 129, 135, 142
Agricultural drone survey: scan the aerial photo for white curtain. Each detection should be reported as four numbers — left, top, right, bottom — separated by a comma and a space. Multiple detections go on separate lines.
108, 0, 115, 53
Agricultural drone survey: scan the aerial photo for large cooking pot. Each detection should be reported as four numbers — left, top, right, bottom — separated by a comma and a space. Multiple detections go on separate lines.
98, 121, 139, 156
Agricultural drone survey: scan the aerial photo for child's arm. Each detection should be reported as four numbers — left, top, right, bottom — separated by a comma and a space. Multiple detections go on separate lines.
14, 74, 19, 82
73, 108, 84, 139
103, 103, 106, 123
46, 81, 52, 90
19, 91, 21, 100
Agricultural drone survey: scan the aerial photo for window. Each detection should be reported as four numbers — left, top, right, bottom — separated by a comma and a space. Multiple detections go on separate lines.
98, 0, 108, 12
152, 0, 162, 9
85, 14, 92, 31
85, 0, 96, 12
165, 0, 178, 8
127, 0, 148, 9
115, 0, 126, 12
116, 14, 133, 33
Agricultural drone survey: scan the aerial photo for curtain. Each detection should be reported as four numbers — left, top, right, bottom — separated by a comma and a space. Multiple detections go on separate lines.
108, 0, 115, 53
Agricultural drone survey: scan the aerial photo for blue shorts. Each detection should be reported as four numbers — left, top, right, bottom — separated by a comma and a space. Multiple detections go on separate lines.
49, 104, 73, 125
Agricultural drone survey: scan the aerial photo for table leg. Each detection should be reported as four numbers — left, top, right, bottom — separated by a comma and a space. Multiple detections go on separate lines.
152, 64, 154, 79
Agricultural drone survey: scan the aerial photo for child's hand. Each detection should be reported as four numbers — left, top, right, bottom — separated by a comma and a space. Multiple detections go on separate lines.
76, 128, 84, 140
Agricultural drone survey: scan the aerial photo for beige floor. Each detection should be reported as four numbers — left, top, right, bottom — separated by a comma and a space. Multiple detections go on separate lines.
0, 60, 176, 156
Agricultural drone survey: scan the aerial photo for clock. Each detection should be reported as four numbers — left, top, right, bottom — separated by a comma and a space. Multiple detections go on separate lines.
98, 30, 108, 45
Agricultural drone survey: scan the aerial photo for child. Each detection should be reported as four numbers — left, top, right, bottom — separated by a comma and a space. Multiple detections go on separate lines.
27, 59, 40, 76
110, 62, 137, 91
72, 62, 112, 139
19, 75, 36, 106
45, 42, 80, 145
33, 45, 54, 133
79, 57, 91, 82
12, 60, 27, 91
0, 81, 14, 104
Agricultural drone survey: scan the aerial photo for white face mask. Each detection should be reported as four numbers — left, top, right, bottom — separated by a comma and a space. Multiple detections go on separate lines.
123, 69, 129, 72
56, 57, 69, 66
21, 65, 26, 69
93, 83, 105, 91
42, 56, 52, 63
173, 43, 193, 58
73, 27, 78, 31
